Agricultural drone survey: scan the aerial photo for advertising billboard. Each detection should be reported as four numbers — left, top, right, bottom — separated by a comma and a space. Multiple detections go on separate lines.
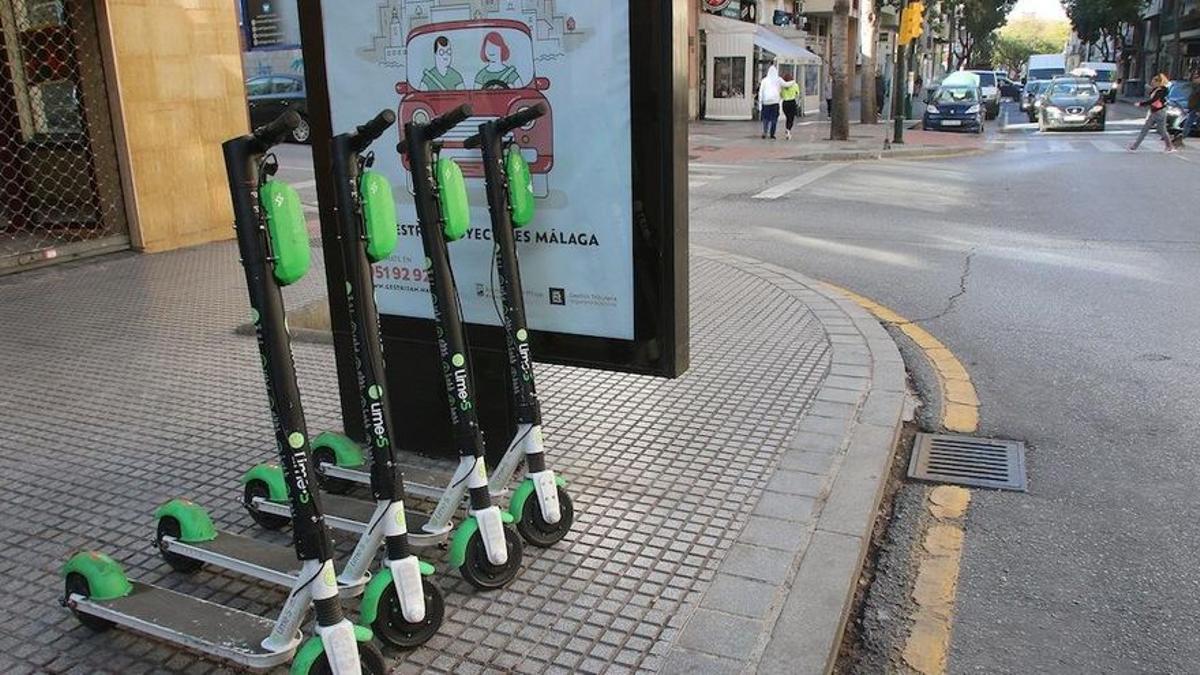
320, 2, 634, 340
298, 0, 687, 455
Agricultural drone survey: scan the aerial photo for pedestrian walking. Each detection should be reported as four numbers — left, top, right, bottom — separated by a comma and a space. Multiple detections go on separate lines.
780, 73, 801, 140
824, 69, 833, 118
758, 65, 784, 139
1129, 73, 1174, 152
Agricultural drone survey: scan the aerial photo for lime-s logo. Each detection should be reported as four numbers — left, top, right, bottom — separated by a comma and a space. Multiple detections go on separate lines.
274, 193, 285, 208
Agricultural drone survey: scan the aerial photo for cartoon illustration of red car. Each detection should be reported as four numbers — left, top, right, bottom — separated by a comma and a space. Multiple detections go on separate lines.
396, 19, 553, 197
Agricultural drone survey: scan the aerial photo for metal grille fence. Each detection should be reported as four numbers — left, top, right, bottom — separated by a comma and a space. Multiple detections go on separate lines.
0, 0, 127, 273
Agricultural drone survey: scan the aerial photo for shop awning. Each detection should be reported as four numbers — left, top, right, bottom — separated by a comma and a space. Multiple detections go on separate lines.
754, 26, 821, 64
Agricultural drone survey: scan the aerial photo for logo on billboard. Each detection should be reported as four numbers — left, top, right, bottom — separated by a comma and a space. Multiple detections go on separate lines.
549, 287, 566, 306
704, 0, 734, 12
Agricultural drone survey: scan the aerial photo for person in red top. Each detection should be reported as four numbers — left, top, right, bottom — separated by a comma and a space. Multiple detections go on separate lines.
1129, 73, 1174, 153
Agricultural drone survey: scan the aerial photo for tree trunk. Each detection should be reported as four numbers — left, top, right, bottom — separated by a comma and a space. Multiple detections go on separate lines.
831, 0, 851, 139
860, 7, 879, 124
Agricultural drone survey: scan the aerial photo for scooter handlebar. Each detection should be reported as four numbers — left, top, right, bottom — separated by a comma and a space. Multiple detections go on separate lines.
425, 104, 473, 141
351, 109, 396, 151
461, 103, 547, 149
251, 111, 302, 151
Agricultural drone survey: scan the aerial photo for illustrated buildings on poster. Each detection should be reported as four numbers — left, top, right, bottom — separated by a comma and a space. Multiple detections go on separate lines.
361, 0, 585, 68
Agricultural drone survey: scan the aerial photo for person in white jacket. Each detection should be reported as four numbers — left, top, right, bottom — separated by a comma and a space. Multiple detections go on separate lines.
758, 65, 784, 139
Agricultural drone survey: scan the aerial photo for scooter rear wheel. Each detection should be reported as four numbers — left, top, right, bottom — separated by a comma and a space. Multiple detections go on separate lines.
303, 640, 387, 674
156, 517, 204, 573
516, 486, 575, 548
313, 447, 355, 495
64, 573, 114, 632
243, 480, 290, 531
371, 578, 444, 649
459, 524, 524, 591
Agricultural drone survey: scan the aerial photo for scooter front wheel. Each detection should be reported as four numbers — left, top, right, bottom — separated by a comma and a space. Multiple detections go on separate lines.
370, 578, 444, 649
516, 485, 575, 548
301, 640, 387, 674
459, 524, 524, 591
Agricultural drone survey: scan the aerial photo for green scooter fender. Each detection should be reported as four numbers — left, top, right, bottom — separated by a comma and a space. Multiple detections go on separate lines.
311, 431, 366, 468
289, 625, 374, 675
153, 499, 217, 543
508, 475, 568, 522
358, 560, 436, 625
448, 511, 516, 569
241, 463, 288, 502
61, 551, 132, 601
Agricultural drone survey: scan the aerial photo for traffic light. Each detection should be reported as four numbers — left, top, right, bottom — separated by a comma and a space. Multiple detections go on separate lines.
899, 1, 925, 45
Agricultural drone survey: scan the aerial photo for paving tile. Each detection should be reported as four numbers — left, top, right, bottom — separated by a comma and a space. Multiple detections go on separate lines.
699, 573, 780, 619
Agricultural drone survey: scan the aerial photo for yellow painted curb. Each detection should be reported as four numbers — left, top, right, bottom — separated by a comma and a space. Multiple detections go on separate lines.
820, 283, 979, 675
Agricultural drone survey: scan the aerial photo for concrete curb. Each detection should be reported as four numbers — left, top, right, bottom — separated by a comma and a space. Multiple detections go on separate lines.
665, 247, 908, 675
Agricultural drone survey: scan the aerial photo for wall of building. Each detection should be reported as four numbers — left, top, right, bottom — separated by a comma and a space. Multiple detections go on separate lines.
100, 0, 248, 253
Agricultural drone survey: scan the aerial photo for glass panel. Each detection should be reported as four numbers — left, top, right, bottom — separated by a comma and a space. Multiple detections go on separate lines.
713, 56, 746, 99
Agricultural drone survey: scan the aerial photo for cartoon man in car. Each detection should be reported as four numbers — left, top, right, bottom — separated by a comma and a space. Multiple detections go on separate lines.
421, 35, 464, 91
396, 19, 553, 197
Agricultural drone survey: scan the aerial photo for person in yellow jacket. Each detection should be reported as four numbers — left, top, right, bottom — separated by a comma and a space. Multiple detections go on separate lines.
780, 73, 801, 140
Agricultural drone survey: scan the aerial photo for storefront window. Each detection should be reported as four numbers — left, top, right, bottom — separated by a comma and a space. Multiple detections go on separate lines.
804, 64, 819, 96
713, 56, 745, 99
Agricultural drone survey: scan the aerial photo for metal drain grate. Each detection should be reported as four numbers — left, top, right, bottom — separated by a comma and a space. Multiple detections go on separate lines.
909, 433, 1027, 491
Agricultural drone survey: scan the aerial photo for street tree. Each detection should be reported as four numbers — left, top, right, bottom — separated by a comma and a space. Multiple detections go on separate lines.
1060, 0, 1141, 61
831, 0, 851, 139
949, 0, 1016, 68
992, 15, 1070, 72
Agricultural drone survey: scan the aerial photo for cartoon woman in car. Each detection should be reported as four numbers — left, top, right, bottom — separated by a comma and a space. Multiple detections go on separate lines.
474, 31, 521, 89
421, 35, 464, 91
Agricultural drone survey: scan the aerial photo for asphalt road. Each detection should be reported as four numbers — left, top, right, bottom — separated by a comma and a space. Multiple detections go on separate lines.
691, 101, 1200, 673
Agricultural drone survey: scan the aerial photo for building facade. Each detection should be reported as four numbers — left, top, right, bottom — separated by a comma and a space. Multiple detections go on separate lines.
0, 0, 249, 274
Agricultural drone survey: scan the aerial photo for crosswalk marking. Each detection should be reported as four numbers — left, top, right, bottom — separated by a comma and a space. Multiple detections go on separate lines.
752, 163, 846, 200
1048, 140, 1074, 153
1090, 140, 1125, 152
689, 162, 746, 190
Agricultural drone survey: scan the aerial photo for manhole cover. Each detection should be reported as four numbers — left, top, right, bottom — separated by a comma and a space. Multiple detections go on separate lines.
908, 433, 1026, 491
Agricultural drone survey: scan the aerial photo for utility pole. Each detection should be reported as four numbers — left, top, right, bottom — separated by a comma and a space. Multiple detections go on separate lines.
893, 0, 923, 143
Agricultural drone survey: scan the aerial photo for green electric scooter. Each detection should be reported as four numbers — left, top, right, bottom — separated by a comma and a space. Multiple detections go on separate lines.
59, 112, 386, 673
156, 110, 444, 650
459, 103, 573, 546
245, 104, 524, 591
299, 105, 575, 549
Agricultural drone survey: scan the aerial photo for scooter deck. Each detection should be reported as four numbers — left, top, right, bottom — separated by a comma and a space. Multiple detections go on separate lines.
253, 494, 440, 541
318, 457, 456, 501
70, 581, 295, 669
162, 531, 368, 594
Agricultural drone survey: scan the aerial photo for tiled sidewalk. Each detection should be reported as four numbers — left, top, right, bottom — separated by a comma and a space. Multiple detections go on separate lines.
0, 240, 903, 674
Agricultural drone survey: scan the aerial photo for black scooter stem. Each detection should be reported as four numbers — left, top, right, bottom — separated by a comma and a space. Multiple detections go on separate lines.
474, 120, 541, 426
400, 110, 488, 463
222, 133, 331, 565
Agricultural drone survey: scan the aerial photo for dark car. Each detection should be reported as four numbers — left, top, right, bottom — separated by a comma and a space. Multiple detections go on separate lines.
923, 85, 985, 133
246, 74, 310, 144
1038, 77, 1105, 131
1022, 80, 1048, 121
1165, 80, 1197, 137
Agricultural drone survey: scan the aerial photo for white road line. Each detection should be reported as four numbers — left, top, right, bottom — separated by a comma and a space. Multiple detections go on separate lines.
688, 179, 711, 188
1091, 139, 1125, 152
1048, 140, 1074, 153
752, 163, 845, 200
689, 163, 743, 173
